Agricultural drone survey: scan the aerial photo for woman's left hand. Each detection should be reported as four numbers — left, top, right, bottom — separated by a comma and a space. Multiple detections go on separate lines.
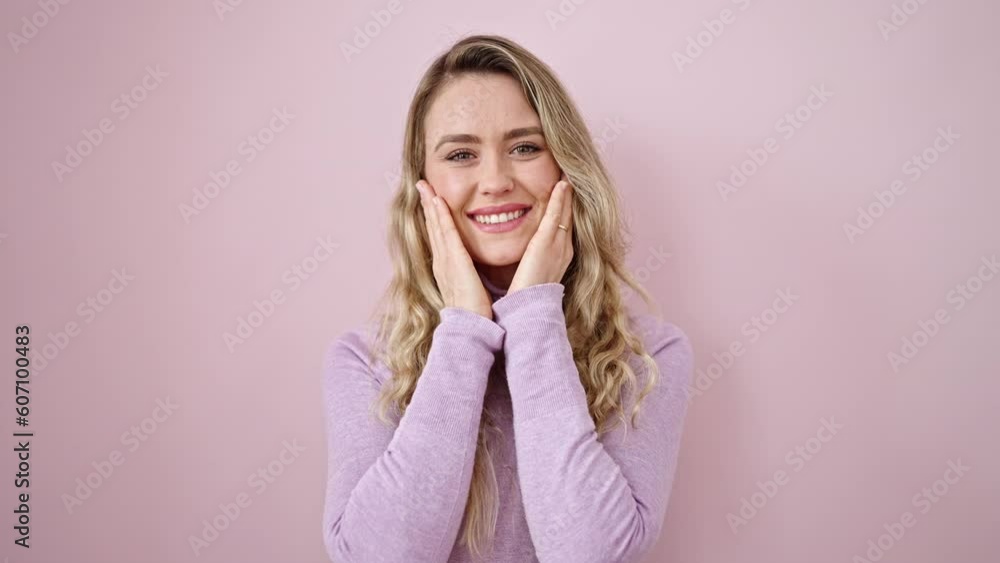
508, 174, 575, 294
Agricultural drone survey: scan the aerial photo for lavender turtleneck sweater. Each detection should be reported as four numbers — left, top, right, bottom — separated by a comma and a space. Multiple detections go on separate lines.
321, 274, 693, 563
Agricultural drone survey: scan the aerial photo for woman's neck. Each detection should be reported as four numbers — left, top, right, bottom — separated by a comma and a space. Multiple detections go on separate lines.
475, 263, 517, 293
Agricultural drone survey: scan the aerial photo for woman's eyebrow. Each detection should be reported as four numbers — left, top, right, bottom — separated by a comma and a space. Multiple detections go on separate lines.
433, 126, 543, 151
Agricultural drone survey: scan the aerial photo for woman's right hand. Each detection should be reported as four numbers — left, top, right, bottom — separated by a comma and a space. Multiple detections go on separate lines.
416, 179, 494, 320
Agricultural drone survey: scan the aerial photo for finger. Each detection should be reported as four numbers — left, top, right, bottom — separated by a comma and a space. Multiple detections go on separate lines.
419, 180, 454, 238
541, 180, 566, 241
557, 182, 574, 263
432, 194, 465, 256
418, 181, 442, 260
423, 181, 456, 268
421, 179, 439, 200
558, 180, 573, 233
421, 181, 444, 243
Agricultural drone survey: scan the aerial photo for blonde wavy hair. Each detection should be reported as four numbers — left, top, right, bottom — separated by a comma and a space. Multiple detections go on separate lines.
367, 34, 663, 559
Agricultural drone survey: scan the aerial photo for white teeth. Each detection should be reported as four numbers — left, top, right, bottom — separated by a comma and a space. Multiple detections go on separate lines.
473, 208, 527, 224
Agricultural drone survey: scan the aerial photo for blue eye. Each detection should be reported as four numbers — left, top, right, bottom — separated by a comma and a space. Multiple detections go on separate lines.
446, 150, 474, 162
444, 143, 542, 162
512, 143, 541, 155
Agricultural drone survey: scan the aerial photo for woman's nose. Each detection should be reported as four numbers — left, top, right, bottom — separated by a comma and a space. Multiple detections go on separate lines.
477, 154, 514, 195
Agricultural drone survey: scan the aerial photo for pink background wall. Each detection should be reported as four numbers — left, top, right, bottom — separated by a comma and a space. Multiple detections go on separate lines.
2, 1, 997, 561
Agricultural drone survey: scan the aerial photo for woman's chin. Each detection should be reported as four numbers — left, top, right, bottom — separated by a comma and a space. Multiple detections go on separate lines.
471, 248, 525, 268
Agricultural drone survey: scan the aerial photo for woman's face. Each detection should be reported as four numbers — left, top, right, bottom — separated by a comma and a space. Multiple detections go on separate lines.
422, 73, 562, 269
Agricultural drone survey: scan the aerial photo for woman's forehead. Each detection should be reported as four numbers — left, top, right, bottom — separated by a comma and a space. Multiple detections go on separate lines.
425, 75, 538, 141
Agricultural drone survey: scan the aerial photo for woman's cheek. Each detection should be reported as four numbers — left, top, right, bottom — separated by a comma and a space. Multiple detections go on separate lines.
521, 158, 561, 190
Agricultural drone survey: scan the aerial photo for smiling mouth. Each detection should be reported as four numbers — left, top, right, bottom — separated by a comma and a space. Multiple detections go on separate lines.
469, 208, 530, 225
467, 207, 532, 233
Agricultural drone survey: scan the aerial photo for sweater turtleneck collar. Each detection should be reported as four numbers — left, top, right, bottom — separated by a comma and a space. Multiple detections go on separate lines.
477, 268, 509, 302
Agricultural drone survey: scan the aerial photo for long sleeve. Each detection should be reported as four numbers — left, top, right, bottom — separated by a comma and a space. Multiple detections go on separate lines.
321, 308, 506, 563
491, 283, 694, 563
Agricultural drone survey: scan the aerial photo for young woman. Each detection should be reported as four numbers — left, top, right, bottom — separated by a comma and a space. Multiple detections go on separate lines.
322, 34, 694, 563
